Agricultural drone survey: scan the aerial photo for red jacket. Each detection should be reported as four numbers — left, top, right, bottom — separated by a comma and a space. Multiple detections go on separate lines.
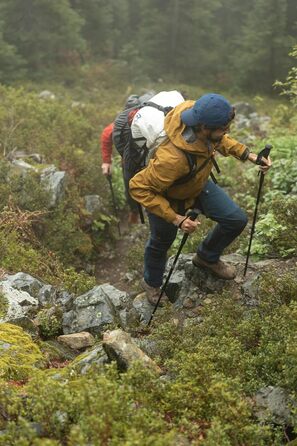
100, 122, 114, 163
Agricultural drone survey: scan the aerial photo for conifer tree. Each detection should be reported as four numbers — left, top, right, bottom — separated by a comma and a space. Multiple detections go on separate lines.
0, 0, 86, 73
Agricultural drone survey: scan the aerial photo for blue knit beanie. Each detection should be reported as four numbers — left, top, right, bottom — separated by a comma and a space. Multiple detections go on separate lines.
181, 93, 233, 128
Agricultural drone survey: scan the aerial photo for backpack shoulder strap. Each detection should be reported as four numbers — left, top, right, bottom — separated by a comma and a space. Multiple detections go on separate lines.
173, 150, 215, 186
144, 101, 173, 116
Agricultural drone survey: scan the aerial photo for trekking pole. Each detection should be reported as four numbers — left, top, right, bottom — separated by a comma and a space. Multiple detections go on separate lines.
106, 174, 121, 236
137, 203, 145, 224
148, 208, 200, 326
243, 144, 272, 277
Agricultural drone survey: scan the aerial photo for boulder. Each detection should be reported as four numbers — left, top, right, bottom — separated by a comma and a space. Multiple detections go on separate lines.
62, 284, 129, 334
234, 114, 251, 130
249, 113, 271, 135
6, 149, 42, 164
11, 159, 38, 175
132, 292, 154, 324
0, 281, 38, 323
58, 332, 95, 350
242, 272, 261, 301
233, 102, 256, 117
103, 329, 162, 373
7, 316, 39, 338
4, 272, 44, 298
40, 166, 67, 208
70, 344, 108, 374
164, 253, 230, 308
3, 272, 67, 308
38, 90, 56, 100
254, 386, 294, 425
84, 195, 104, 216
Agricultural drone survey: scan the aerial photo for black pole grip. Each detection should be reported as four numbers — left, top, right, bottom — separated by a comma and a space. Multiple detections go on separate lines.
186, 208, 200, 221
256, 144, 272, 166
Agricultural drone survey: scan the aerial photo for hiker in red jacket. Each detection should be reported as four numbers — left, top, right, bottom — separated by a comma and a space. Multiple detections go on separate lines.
100, 122, 114, 176
100, 95, 141, 224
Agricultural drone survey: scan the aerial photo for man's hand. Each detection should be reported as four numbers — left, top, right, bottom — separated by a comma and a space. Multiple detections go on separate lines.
258, 156, 272, 174
102, 163, 112, 176
248, 153, 272, 174
173, 214, 200, 234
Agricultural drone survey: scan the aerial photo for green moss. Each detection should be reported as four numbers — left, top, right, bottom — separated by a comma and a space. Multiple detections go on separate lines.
0, 323, 44, 380
0, 292, 8, 319
38, 340, 76, 363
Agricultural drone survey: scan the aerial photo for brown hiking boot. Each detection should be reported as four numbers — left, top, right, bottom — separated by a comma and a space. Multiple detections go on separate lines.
192, 254, 236, 280
128, 211, 139, 225
141, 278, 166, 306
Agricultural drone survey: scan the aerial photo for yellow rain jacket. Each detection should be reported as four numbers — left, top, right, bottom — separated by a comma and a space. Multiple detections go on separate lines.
129, 101, 248, 223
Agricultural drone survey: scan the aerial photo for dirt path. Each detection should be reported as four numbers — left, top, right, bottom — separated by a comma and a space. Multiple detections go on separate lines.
94, 213, 148, 293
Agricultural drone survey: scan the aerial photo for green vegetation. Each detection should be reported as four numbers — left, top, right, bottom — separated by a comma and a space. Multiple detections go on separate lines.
36, 307, 63, 339
0, 291, 8, 319
0, 323, 44, 380
0, 10, 296, 443
0, 270, 297, 444
0, 0, 296, 94
0, 84, 121, 289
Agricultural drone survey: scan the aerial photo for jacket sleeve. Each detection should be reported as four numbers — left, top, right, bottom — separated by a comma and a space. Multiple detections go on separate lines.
100, 123, 114, 163
216, 135, 249, 161
129, 146, 189, 223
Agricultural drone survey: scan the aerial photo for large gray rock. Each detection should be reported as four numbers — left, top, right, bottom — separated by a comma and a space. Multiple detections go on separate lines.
40, 166, 67, 208
254, 386, 294, 425
132, 292, 154, 324
39, 90, 56, 100
70, 344, 108, 374
0, 272, 73, 311
6, 150, 43, 164
3, 272, 69, 308
4, 272, 44, 297
84, 195, 103, 216
11, 159, 38, 175
249, 113, 271, 134
103, 329, 162, 373
0, 281, 38, 322
233, 102, 256, 117
242, 272, 261, 301
62, 284, 129, 334
234, 114, 251, 130
164, 253, 229, 307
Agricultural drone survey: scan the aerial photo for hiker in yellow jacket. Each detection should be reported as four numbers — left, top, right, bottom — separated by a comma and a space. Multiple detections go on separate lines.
129, 93, 272, 305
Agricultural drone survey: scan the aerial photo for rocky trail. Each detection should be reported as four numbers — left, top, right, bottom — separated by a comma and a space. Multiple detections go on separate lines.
95, 212, 148, 293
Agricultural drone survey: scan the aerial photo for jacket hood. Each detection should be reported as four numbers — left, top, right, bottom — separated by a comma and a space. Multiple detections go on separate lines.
164, 100, 207, 154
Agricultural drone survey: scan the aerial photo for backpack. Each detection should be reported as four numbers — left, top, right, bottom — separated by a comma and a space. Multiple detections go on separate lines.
112, 106, 138, 158
113, 91, 199, 186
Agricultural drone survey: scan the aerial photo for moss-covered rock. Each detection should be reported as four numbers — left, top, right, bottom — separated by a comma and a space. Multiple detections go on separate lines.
0, 292, 8, 318
0, 323, 44, 380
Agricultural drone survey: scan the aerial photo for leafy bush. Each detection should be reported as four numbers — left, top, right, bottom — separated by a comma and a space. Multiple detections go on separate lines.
36, 307, 63, 339
275, 45, 297, 108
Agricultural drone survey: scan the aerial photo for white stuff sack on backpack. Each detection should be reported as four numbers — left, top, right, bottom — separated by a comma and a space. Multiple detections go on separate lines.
131, 90, 184, 150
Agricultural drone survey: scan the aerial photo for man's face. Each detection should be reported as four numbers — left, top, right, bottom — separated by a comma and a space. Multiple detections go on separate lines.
206, 122, 232, 143
195, 122, 232, 143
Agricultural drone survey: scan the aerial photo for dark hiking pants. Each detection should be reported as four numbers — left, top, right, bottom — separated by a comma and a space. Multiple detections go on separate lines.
144, 179, 248, 288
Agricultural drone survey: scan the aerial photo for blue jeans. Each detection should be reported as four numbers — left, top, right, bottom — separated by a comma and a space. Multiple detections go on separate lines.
144, 180, 248, 288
